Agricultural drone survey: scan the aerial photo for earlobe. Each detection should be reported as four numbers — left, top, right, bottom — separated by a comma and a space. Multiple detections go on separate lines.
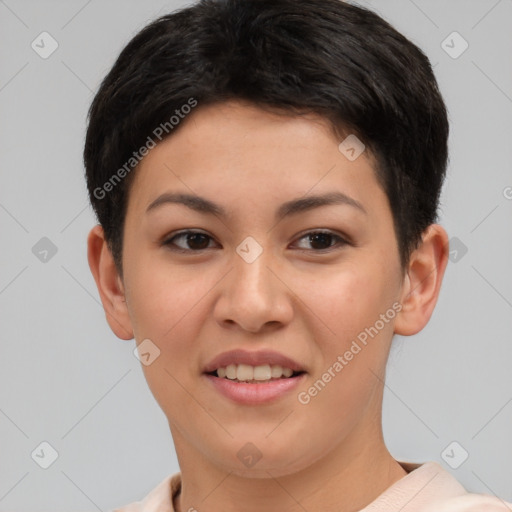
87, 225, 134, 340
394, 224, 449, 336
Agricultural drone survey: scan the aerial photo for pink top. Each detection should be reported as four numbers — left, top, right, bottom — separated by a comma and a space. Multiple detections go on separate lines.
114, 461, 512, 511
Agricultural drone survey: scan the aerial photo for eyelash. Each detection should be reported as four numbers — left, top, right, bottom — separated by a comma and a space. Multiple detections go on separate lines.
162, 229, 350, 254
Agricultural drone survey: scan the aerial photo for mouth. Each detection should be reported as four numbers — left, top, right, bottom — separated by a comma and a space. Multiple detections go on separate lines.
203, 361, 307, 404
205, 364, 306, 384
202, 349, 308, 404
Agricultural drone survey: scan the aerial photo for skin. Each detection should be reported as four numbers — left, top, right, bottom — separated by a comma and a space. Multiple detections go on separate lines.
88, 100, 449, 512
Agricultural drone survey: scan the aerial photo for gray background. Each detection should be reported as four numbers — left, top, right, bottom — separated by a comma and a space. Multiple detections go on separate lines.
1, 0, 511, 510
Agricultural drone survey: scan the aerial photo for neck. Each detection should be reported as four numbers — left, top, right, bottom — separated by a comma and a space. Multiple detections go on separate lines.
170, 414, 407, 512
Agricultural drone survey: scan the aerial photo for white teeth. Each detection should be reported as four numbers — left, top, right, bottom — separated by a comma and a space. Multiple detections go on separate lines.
271, 365, 283, 378
226, 364, 237, 379
214, 363, 297, 381
253, 364, 271, 380
282, 367, 293, 378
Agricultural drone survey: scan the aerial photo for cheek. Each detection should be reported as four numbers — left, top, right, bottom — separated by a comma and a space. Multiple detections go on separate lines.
296, 261, 393, 342
125, 259, 206, 340
123, 262, 210, 392
125, 268, 210, 414
298, 261, 398, 402
292, 268, 395, 436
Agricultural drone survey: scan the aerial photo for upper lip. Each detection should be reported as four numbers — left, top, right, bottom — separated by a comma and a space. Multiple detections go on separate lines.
203, 349, 306, 374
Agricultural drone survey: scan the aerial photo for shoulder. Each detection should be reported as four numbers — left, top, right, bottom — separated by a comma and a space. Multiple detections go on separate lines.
362, 461, 512, 512
425, 494, 512, 511
398, 461, 512, 512
112, 472, 181, 512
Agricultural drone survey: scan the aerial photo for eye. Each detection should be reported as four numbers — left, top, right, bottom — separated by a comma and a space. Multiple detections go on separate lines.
162, 230, 217, 252
292, 230, 348, 252
162, 229, 349, 253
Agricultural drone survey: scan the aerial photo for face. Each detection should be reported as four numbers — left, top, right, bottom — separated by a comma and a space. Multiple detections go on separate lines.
116, 100, 408, 477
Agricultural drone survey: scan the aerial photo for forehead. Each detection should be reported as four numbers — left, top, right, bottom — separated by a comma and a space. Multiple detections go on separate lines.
125, 99, 384, 219
154, 100, 342, 162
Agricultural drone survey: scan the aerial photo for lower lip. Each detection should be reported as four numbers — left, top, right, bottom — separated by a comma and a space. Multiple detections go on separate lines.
203, 373, 307, 405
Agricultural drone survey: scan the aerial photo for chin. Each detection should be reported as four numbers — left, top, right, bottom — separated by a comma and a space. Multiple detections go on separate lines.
210, 443, 316, 479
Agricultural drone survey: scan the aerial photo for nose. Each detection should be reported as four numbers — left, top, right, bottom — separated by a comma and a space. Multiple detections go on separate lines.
213, 243, 294, 333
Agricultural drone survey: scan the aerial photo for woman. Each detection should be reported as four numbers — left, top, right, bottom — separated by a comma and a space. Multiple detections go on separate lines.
84, 0, 512, 510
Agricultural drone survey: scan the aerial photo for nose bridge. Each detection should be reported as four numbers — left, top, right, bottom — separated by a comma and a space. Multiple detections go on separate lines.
214, 235, 292, 331
232, 236, 275, 300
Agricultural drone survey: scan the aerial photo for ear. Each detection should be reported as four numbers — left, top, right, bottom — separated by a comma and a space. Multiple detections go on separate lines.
87, 225, 134, 340
394, 224, 449, 336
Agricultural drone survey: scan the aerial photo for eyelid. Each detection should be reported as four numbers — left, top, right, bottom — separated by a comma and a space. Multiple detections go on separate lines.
162, 228, 351, 253
291, 229, 350, 251
162, 229, 217, 252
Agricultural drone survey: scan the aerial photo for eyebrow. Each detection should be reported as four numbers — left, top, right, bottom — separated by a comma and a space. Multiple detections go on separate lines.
146, 191, 367, 220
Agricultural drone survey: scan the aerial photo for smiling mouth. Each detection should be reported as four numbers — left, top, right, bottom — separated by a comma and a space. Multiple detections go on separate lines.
203, 363, 307, 404
205, 367, 306, 384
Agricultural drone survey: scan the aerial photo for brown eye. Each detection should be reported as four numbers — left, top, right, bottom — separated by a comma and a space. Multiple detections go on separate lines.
163, 231, 216, 252
294, 231, 348, 251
